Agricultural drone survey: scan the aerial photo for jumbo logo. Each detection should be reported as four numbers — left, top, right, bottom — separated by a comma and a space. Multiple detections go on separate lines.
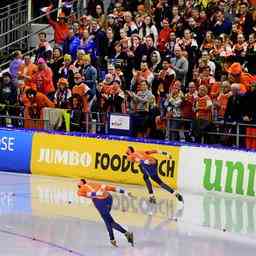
31, 133, 179, 187
95, 152, 175, 177
38, 148, 92, 167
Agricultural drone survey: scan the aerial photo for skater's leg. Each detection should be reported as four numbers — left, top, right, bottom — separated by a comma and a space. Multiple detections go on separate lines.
140, 163, 157, 203
95, 196, 127, 237
101, 197, 133, 246
140, 163, 154, 195
150, 174, 175, 193
150, 174, 184, 202
111, 218, 127, 234
94, 197, 116, 241
101, 213, 115, 241
101, 212, 127, 237
143, 173, 154, 195
142, 172, 157, 203
153, 176, 174, 193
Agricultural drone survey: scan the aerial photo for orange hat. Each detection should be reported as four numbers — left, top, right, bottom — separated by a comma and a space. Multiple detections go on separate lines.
58, 78, 68, 85
227, 63, 242, 75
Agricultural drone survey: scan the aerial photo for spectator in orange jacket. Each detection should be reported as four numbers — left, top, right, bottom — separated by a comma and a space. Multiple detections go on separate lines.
227, 62, 256, 93
216, 81, 231, 120
192, 85, 213, 143
23, 88, 55, 129
47, 12, 69, 47
157, 19, 172, 54
32, 58, 55, 98
18, 56, 38, 89
181, 81, 198, 119
195, 85, 213, 121
72, 72, 94, 112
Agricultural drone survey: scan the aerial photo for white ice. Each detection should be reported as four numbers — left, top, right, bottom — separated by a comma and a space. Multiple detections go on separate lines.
0, 172, 255, 256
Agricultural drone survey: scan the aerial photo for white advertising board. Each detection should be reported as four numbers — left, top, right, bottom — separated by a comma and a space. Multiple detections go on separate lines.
109, 114, 130, 131
178, 146, 256, 197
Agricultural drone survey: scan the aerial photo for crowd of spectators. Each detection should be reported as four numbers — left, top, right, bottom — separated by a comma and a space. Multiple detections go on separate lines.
1, 0, 256, 148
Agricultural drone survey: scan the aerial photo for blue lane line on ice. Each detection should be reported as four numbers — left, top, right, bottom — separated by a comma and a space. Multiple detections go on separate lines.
0, 228, 86, 256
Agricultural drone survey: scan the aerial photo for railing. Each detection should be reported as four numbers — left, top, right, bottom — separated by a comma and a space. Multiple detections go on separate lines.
0, 0, 85, 71
165, 117, 256, 149
0, 0, 28, 59
0, 0, 27, 20
0, 105, 106, 134
0, 0, 26, 11
1, 107, 256, 150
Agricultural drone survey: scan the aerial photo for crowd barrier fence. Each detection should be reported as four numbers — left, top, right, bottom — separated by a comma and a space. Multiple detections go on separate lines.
1, 107, 256, 149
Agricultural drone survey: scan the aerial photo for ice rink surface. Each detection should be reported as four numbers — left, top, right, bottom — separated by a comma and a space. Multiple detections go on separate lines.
0, 171, 255, 256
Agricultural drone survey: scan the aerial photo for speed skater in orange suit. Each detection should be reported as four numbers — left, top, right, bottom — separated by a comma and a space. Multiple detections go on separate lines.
77, 179, 134, 247
126, 146, 184, 204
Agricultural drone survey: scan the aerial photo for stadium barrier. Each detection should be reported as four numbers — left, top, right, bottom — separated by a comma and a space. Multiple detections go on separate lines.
2, 106, 256, 149
30, 133, 180, 189
178, 145, 256, 197
0, 128, 255, 198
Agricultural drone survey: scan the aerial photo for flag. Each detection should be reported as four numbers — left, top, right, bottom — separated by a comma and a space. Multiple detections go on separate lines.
40, 4, 53, 13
